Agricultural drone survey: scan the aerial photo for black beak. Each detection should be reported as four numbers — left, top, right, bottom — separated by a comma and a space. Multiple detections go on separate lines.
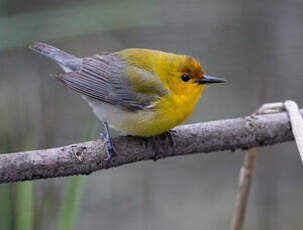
195, 75, 226, 84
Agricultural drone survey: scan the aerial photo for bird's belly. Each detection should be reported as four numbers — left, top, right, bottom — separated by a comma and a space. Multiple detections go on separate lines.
83, 96, 192, 137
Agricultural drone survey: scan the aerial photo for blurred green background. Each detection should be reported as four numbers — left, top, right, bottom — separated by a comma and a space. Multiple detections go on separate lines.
1, 0, 303, 229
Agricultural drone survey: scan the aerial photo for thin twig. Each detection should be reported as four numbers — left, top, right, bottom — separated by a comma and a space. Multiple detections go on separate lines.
231, 148, 257, 230
0, 109, 301, 184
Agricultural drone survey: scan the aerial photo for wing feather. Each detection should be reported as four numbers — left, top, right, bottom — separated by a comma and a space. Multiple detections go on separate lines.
53, 52, 168, 111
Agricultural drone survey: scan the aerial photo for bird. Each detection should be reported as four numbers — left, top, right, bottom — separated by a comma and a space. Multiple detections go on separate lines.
29, 42, 225, 160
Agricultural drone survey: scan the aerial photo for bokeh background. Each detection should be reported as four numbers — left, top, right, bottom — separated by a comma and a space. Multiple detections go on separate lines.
1, 0, 303, 229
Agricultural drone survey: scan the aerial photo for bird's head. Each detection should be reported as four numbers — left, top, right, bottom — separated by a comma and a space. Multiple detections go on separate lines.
157, 54, 225, 97
116, 48, 225, 99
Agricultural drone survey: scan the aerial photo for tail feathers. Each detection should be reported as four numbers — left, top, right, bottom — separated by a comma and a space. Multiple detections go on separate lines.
29, 42, 82, 72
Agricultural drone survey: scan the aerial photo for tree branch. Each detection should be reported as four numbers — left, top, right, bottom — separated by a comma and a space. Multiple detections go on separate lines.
0, 109, 300, 184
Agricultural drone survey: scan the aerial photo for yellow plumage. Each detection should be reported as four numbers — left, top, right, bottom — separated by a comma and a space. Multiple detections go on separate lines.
114, 48, 205, 136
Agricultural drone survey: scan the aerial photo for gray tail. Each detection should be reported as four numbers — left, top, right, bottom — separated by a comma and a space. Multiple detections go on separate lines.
29, 42, 81, 72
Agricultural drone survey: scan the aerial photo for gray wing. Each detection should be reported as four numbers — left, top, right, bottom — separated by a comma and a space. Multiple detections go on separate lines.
53, 53, 167, 111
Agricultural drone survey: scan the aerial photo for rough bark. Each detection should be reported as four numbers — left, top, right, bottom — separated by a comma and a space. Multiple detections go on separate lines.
0, 110, 300, 184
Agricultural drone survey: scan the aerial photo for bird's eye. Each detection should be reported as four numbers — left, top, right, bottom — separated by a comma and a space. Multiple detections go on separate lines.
181, 74, 190, 82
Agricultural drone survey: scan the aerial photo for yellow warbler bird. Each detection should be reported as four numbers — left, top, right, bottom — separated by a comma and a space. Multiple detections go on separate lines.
29, 42, 225, 159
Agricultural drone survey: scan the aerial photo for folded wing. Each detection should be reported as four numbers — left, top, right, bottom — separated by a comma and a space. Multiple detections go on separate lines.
53, 53, 168, 111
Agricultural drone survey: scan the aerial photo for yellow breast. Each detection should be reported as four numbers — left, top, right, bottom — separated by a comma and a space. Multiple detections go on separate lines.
111, 85, 204, 137
141, 85, 204, 136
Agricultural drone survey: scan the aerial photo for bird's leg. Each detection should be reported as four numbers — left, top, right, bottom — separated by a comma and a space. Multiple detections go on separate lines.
165, 130, 177, 146
100, 122, 117, 161
151, 130, 177, 161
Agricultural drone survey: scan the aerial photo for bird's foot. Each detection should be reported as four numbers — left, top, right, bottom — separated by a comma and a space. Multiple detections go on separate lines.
105, 136, 117, 161
99, 132, 117, 161
164, 130, 177, 146
100, 122, 117, 161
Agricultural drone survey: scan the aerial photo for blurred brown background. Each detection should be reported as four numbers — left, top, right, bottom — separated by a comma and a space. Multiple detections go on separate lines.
1, 0, 303, 229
